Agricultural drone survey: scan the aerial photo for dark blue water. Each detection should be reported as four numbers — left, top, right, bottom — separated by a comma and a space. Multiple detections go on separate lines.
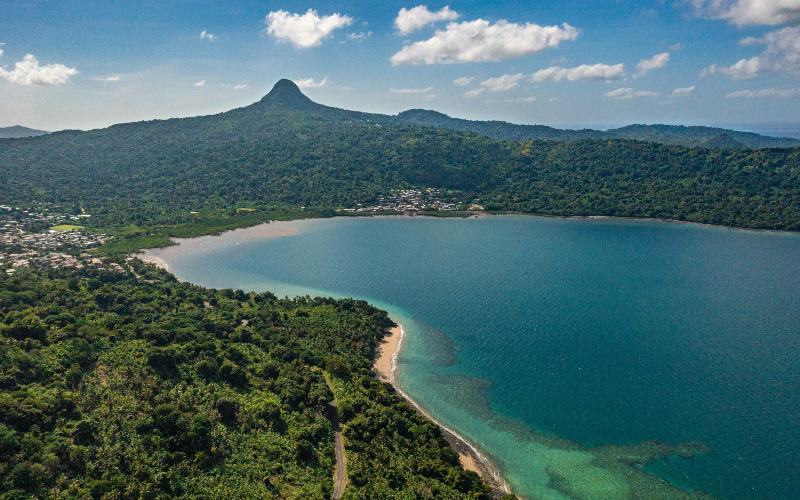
144, 216, 800, 500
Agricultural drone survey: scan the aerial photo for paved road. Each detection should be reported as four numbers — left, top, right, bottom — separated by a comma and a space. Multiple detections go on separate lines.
325, 378, 347, 500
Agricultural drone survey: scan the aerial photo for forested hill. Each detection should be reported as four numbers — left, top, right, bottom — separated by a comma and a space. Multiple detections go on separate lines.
0, 125, 49, 139
391, 110, 799, 149
1, 79, 800, 231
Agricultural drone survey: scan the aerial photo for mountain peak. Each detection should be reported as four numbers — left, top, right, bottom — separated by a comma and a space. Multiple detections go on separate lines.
259, 79, 316, 111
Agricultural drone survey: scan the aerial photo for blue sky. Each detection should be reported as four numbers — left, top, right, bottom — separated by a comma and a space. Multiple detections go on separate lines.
1, 0, 799, 131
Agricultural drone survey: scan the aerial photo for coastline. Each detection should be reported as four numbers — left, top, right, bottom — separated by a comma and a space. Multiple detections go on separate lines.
373, 323, 512, 498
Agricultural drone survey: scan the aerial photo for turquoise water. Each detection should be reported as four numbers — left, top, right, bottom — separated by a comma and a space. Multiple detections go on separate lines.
144, 216, 800, 500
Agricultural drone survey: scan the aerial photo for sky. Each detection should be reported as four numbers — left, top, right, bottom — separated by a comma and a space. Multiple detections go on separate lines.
1, 0, 799, 131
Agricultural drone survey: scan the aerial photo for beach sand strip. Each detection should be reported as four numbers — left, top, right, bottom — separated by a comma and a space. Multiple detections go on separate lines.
373, 324, 510, 497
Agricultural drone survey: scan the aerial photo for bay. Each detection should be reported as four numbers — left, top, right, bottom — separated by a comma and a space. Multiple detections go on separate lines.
142, 215, 800, 500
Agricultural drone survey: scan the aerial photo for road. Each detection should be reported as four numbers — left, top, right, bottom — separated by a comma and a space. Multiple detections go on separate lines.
325, 377, 347, 500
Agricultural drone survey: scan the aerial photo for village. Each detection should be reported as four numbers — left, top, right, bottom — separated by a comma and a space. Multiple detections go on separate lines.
338, 188, 483, 213
0, 203, 118, 274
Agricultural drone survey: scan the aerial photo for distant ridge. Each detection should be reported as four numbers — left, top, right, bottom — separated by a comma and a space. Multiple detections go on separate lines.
391, 112, 799, 149
251, 81, 798, 149
0, 125, 49, 139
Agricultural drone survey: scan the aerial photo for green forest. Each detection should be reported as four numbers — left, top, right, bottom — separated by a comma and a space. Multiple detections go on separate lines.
0, 264, 497, 499
1, 80, 799, 237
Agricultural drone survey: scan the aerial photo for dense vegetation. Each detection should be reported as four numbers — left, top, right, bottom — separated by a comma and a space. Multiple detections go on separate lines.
395, 111, 800, 149
1, 80, 799, 234
0, 264, 495, 499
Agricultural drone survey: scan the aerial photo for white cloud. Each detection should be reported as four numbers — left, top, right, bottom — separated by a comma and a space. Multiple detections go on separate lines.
634, 52, 670, 77
390, 86, 434, 93
701, 26, 800, 79
390, 19, 578, 65
669, 43, 685, 50
688, 0, 800, 26
93, 75, 120, 82
194, 79, 205, 87
233, 84, 250, 90
394, 6, 460, 34
266, 9, 353, 48
549, 97, 561, 102
481, 73, 525, 91
339, 86, 352, 90
347, 31, 372, 40
725, 87, 800, 97
453, 76, 474, 86
606, 87, 660, 99
0, 54, 78, 85
0, 43, 4, 57
464, 88, 484, 98
423, 93, 437, 101
200, 30, 217, 42
530, 63, 626, 82
294, 77, 328, 88
505, 96, 537, 102
671, 85, 696, 96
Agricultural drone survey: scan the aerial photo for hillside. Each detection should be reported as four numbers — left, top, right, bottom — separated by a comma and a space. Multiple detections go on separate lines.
0, 125, 49, 139
1, 79, 799, 233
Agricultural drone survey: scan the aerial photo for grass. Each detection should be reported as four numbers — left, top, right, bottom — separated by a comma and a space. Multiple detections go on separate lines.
50, 224, 84, 231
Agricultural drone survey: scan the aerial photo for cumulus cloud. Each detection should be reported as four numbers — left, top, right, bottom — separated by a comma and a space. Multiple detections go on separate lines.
294, 77, 328, 88
0, 54, 78, 85
194, 79, 205, 87
688, 0, 800, 26
390, 86, 434, 93
266, 9, 353, 48
481, 73, 525, 91
530, 63, 626, 82
505, 96, 537, 102
390, 19, 578, 65
701, 26, 800, 79
606, 87, 660, 99
200, 30, 217, 41
453, 76, 474, 86
347, 31, 372, 40
726, 87, 800, 97
671, 85, 696, 96
394, 5, 460, 34
464, 88, 484, 98
634, 52, 670, 77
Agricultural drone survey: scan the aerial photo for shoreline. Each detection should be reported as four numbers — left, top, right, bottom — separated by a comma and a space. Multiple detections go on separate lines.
373, 323, 512, 498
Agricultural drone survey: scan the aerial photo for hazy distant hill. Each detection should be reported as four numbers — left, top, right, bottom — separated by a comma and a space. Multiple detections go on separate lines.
1, 79, 799, 231
607, 124, 797, 148
0, 125, 49, 139
391, 111, 799, 149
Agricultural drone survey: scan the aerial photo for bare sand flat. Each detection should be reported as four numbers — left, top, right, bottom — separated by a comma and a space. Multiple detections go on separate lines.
137, 221, 301, 271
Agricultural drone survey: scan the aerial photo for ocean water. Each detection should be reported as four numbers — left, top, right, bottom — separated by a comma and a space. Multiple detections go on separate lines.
143, 216, 800, 500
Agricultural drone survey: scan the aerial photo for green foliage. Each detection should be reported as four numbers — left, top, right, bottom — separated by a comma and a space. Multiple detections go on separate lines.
2, 81, 799, 235
0, 265, 491, 499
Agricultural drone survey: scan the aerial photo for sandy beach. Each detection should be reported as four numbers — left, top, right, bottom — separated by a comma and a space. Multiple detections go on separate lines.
373, 322, 510, 497
373, 325, 402, 383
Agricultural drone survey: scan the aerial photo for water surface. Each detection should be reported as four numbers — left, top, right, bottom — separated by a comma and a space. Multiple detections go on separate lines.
143, 216, 800, 500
